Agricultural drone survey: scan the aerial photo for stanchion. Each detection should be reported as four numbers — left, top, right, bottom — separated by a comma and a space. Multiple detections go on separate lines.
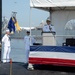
10, 59, 12, 75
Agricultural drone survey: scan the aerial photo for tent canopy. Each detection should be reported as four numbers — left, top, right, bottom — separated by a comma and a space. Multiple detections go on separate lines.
30, 0, 75, 11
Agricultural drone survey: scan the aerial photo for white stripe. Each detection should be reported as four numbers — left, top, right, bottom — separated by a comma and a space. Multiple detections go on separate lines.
29, 51, 75, 60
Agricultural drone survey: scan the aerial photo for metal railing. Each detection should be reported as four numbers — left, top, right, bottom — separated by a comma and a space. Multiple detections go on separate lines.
10, 34, 75, 46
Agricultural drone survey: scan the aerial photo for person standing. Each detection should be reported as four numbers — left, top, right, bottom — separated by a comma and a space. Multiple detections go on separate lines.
24, 30, 35, 70
43, 17, 55, 32
2, 29, 11, 63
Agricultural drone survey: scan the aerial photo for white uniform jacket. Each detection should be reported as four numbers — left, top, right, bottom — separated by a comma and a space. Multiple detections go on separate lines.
2, 34, 10, 47
43, 24, 55, 32
24, 35, 35, 50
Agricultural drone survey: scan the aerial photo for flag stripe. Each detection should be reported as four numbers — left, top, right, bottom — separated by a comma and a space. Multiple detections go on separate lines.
29, 51, 75, 60
30, 46, 75, 53
29, 57, 75, 66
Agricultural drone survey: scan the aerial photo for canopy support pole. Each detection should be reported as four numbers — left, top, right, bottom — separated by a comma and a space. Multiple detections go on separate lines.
49, 8, 52, 22
29, 7, 32, 45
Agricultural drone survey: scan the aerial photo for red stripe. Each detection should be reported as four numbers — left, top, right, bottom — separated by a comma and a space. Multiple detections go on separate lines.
29, 57, 75, 67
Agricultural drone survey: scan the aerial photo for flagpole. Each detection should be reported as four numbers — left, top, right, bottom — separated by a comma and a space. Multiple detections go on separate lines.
29, 7, 32, 45
12, 12, 17, 18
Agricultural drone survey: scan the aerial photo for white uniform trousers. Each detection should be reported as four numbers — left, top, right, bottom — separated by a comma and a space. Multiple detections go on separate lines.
2, 46, 11, 63
25, 46, 30, 63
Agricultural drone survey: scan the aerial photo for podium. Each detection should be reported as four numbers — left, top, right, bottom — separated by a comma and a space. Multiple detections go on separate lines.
42, 32, 56, 46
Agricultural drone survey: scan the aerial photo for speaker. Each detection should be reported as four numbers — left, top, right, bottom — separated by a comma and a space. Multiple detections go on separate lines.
66, 38, 75, 46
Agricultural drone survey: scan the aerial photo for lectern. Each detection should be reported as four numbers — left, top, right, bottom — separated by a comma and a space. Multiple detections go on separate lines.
42, 32, 56, 46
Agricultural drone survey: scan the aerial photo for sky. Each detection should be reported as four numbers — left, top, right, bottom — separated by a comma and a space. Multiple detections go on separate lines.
2, 0, 49, 27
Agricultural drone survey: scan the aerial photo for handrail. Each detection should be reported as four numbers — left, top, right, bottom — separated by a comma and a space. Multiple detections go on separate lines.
10, 35, 75, 38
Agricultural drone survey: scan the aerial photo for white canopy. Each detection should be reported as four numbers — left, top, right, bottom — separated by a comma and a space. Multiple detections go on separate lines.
30, 0, 75, 11
30, 0, 75, 46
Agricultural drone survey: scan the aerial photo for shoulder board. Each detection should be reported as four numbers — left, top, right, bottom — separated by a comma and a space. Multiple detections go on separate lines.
44, 24, 47, 26
51, 24, 54, 26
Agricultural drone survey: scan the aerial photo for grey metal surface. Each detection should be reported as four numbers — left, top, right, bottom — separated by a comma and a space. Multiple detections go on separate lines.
0, 62, 75, 75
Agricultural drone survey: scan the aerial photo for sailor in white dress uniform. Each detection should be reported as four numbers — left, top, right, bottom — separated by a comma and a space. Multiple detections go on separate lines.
24, 31, 35, 70
2, 29, 11, 63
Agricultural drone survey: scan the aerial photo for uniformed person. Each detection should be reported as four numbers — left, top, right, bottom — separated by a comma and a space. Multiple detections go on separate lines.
43, 17, 55, 32
2, 29, 11, 63
24, 30, 35, 70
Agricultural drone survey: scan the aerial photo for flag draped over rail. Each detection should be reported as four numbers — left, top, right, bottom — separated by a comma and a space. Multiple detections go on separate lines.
29, 46, 75, 66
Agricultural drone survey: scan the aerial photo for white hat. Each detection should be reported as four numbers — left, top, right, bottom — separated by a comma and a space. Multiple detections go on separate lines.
6, 29, 10, 32
46, 17, 51, 21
